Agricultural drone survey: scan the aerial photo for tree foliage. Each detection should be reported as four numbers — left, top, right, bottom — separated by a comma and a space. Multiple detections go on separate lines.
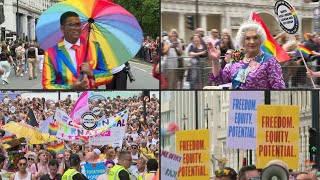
114, 0, 160, 39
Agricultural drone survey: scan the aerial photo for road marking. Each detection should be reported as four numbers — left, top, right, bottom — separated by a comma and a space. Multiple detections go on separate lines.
130, 61, 153, 69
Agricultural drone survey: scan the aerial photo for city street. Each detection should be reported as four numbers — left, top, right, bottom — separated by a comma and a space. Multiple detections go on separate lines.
0, 59, 158, 89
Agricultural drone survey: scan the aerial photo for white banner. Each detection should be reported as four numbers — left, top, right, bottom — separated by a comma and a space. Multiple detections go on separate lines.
54, 109, 128, 144
89, 111, 128, 146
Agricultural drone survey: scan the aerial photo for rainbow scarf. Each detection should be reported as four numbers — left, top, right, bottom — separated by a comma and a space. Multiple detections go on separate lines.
49, 123, 58, 135
1, 136, 14, 144
252, 13, 290, 62
296, 45, 312, 57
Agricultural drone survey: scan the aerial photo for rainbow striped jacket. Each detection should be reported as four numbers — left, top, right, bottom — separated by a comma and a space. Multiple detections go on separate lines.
42, 38, 113, 89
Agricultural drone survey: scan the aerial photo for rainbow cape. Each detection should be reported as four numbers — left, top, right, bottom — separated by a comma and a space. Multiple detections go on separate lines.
252, 13, 291, 62
296, 45, 312, 57
1, 136, 14, 144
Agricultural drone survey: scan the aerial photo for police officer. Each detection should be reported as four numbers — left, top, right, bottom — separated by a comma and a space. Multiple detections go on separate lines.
108, 151, 132, 180
62, 154, 88, 180
138, 159, 158, 180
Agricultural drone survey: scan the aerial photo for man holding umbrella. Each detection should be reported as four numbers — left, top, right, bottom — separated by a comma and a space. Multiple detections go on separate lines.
42, 11, 113, 89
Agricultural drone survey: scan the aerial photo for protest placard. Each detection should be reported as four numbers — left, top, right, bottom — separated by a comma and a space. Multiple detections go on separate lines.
161, 150, 182, 180
256, 105, 299, 169
84, 163, 106, 180
227, 91, 264, 150
176, 129, 210, 180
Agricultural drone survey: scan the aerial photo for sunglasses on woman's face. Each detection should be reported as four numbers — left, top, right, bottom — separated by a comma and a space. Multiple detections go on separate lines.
28, 158, 34, 161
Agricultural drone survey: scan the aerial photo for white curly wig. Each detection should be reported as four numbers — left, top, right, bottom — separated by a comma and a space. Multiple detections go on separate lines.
235, 20, 267, 48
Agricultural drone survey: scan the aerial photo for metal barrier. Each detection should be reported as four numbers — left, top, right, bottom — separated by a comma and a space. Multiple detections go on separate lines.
161, 56, 320, 89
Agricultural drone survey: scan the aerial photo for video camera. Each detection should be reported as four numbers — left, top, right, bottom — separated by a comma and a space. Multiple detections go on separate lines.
125, 62, 135, 83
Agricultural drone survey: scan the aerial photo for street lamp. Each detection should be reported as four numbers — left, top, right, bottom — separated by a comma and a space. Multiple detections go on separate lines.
204, 103, 212, 129
182, 114, 188, 130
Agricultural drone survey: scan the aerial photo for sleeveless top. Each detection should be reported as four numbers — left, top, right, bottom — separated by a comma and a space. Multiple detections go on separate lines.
27, 48, 36, 58
14, 172, 32, 180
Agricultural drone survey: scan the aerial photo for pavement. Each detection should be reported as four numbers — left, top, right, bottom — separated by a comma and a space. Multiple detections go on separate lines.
0, 59, 159, 89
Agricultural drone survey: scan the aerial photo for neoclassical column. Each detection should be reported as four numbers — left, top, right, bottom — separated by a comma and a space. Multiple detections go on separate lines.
178, 12, 185, 43
29, 17, 36, 41
20, 14, 28, 40
201, 14, 207, 34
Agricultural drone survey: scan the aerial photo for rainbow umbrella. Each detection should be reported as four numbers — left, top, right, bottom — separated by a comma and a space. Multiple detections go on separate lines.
35, 0, 143, 69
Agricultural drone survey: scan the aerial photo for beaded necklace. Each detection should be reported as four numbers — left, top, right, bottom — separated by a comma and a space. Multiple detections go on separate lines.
244, 51, 262, 63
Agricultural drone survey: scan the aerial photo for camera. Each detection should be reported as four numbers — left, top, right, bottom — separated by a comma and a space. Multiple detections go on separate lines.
125, 62, 135, 83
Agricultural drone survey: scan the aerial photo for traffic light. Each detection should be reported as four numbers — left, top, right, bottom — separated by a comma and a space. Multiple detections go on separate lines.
309, 128, 318, 167
242, 158, 247, 166
186, 15, 195, 30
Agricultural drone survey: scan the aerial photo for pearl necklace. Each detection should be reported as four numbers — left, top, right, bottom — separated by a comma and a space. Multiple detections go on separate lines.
245, 51, 262, 63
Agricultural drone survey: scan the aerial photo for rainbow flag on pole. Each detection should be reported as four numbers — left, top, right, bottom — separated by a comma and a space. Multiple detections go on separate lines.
1, 136, 14, 144
47, 142, 65, 154
55, 142, 65, 154
49, 123, 58, 135
296, 44, 312, 58
252, 13, 291, 63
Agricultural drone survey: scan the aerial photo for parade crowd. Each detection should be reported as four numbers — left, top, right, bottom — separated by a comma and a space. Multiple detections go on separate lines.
0, 92, 159, 180
161, 25, 320, 89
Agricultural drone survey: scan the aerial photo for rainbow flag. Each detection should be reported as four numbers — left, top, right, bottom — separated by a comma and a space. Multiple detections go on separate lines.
25, 142, 33, 153
49, 123, 58, 135
47, 145, 54, 152
78, 136, 88, 143
296, 45, 312, 58
55, 142, 65, 154
252, 13, 291, 62
1, 136, 14, 144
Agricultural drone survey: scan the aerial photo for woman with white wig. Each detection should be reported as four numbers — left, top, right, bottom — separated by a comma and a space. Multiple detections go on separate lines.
208, 20, 285, 89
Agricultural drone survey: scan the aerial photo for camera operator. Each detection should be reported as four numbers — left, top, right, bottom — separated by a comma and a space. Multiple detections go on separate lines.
106, 62, 135, 89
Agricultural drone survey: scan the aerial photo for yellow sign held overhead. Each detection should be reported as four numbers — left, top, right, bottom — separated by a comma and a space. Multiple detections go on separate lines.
256, 105, 299, 169
176, 129, 210, 180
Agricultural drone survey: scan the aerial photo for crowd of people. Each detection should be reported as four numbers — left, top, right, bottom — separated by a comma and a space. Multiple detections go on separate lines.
0, 92, 159, 180
161, 21, 320, 89
0, 40, 44, 85
137, 36, 160, 64
212, 159, 320, 180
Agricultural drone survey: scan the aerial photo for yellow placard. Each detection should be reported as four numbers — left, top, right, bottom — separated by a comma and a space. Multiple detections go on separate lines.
176, 129, 210, 180
256, 105, 299, 169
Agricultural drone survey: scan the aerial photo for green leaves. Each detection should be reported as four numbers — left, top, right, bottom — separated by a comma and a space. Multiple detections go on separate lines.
115, 0, 160, 39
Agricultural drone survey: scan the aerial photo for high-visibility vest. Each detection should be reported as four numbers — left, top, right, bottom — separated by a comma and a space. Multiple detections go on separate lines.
108, 164, 130, 180
62, 168, 79, 180
139, 172, 156, 180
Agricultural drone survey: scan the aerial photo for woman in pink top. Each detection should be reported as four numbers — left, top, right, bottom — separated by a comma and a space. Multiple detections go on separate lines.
29, 150, 49, 180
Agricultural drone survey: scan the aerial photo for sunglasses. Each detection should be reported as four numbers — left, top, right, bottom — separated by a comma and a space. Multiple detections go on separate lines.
28, 158, 34, 161
132, 147, 137, 149
215, 170, 230, 176
19, 163, 27, 166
